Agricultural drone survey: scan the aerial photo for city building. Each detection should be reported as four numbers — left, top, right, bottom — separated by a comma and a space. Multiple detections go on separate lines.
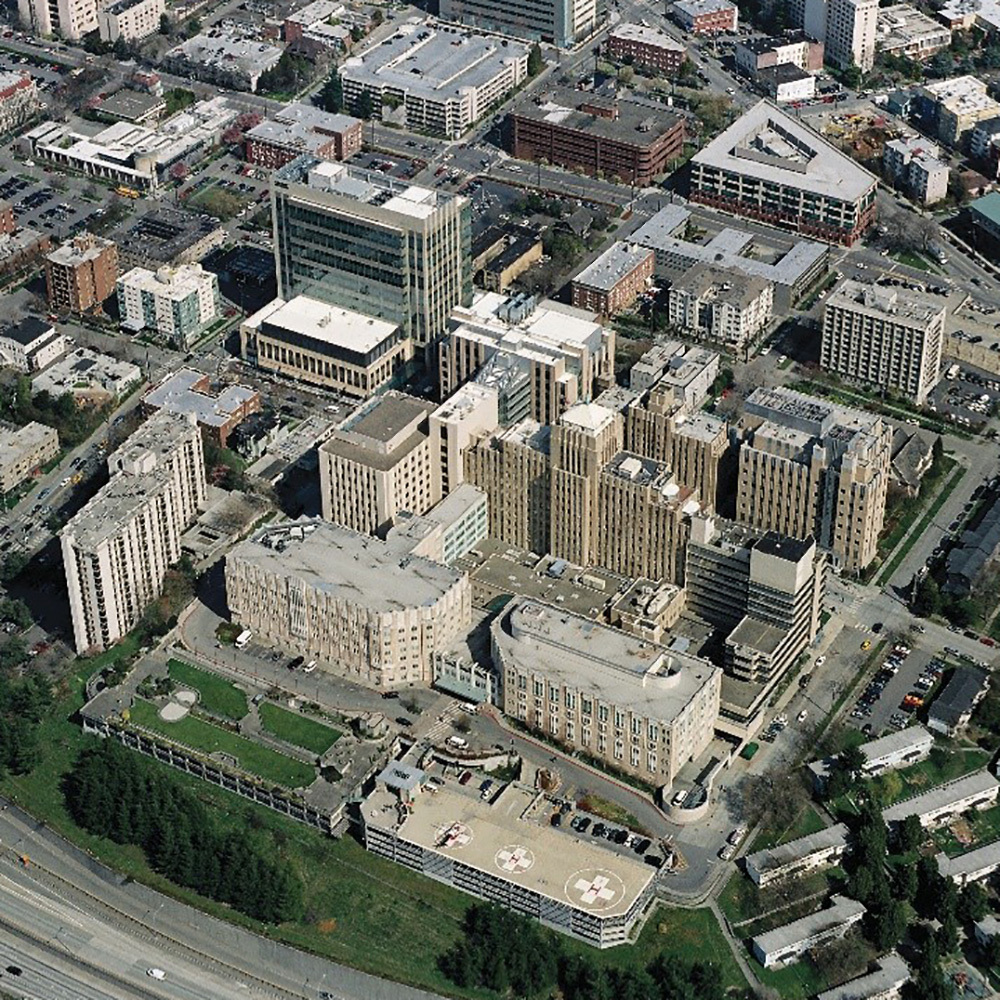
667, 263, 774, 353
386, 484, 489, 565
876, 4, 951, 59
161, 32, 283, 93
0, 421, 59, 493
690, 101, 878, 245
0, 71, 39, 134
272, 157, 471, 349
244, 103, 362, 169
734, 31, 824, 78
319, 391, 439, 535
571, 242, 655, 316
427, 383, 498, 498
60, 411, 207, 654
0, 227, 46, 276
225, 519, 471, 689
629, 342, 720, 409
437, 0, 596, 49
815, 954, 910, 1000
751, 896, 866, 969
915, 76, 1000, 146
507, 88, 686, 186
882, 134, 949, 204
936, 842, 1000, 886
361, 777, 657, 947
808, 726, 934, 792
629, 203, 829, 311
882, 770, 1000, 829
116, 264, 220, 349
821, 279, 945, 404
97, 0, 163, 42
44, 234, 118, 315
440, 292, 615, 427
803, 0, 878, 70
0, 316, 66, 372
976, 915, 1000, 948
607, 23, 686, 74
492, 598, 721, 789
341, 21, 528, 140
968, 190, 1000, 246
32, 347, 140, 401
927, 666, 989, 737
736, 386, 891, 573
970, 116, 1000, 174
21, 98, 238, 190
0, 200, 13, 237
478, 231, 544, 293
757, 64, 816, 103
669, 0, 737, 34
240, 295, 412, 399
939, 0, 1000, 31
18, 0, 97, 39
944, 496, 1000, 595
609, 578, 685, 641
744, 824, 850, 887
94, 90, 166, 125
110, 207, 226, 271
142, 368, 261, 447
283, 0, 357, 51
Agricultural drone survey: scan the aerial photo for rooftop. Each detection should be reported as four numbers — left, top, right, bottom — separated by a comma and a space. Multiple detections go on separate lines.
364, 782, 655, 917
118, 264, 216, 306
752, 895, 866, 954
877, 4, 951, 48
320, 391, 435, 470
228, 518, 466, 612
826, 278, 945, 326
166, 32, 283, 77
815, 954, 910, 1000
882, 769, 1000, 823
143, 369, 258, 430
672, 262, 772, 307
609, 22, 686, 49
560, 401, 618, 435
808, 725, 934, 782
745, 823, 849, 875
970, 191, 1000, 228
726, 614, 787, 655
0, 421, 56, 463
492, 598, 720, 724
939, 0, 1000, 28
573, 242, 654, 292
928, 665, 989, 729
936, 839, 1000, 880
32, 347, 140, 397
342, 20, 528, 106
692, 100, 878, 202
1, 316, 53, 347
246, 102, 360, 154
920, 75, 1000, 116
738, 30, 816, 55
672, 0, 736, 15
112, 207, 222, 265
46, 234, 115, 268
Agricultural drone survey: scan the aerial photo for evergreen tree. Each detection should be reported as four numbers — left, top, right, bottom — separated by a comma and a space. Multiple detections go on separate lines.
958, 882, 989, 924
527, 43, 544, 77
319, 73, 343, 113
896, 813, 924, 853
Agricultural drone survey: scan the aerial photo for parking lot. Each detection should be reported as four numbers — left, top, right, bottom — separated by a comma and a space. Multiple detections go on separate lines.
0, 171, 104, 240
928, 361, 1000, 430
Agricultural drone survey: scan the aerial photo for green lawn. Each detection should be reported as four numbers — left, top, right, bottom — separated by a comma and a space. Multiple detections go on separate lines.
892, 746, 989, 804
129, 699, 314, 789
893, 249, 935, 271
167, 659, 248, 720
933, 802, 1000, 856
258, 703, 341, 755
757, 955, 830, 999
752, 804, 827, 853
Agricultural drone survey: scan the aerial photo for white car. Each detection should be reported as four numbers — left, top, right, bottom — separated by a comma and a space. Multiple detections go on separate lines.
303, 660, 317, 673
719, 843, 736, 861
815, 655, 826, 667
797, 710, 808, 723
147, 969, 166, 981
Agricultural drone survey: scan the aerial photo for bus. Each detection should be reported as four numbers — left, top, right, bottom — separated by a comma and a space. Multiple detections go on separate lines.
235, 629, 252, 649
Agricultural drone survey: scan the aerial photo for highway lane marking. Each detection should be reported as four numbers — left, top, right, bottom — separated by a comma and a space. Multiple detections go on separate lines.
0, 874, 88, 930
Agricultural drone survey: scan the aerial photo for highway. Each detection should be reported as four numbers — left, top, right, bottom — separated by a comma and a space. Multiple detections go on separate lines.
0, 803, 447, 1000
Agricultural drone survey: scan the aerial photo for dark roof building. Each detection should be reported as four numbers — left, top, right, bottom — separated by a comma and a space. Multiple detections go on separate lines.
944, 498, 1000, 595
111, 207, 226, 270
928, 666, 989, 737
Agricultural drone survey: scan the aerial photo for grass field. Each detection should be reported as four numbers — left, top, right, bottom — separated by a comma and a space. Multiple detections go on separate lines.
130, 699, 314, 788
751, 803, 827, 853
258, 703, 341, 755
167, 659, 248, 720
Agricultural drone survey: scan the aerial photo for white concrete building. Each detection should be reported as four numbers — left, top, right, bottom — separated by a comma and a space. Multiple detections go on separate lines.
876, 4, 951, 59
0, 317, 66, 372
882, 770, 1000, 830
117, 264, 220, 349
0, 421, 59, 493
225, 519, 472, 689
18, 0, 96, 39
97, 0, 164, 41
808, 725, 934, 791
744, 824, 850, 887
883, 135, 949, 205
162, 32, 283, 93
936, 841, 1000, 887
815, 954, 910, 1000
752, 895, 866, 968
805, 0, 878, 71
60, 411, 206, 653
427, 382, 498, 498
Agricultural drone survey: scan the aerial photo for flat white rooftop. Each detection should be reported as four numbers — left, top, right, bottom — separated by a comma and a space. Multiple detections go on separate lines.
610, 22, 686, 48
247, 295, 400, 355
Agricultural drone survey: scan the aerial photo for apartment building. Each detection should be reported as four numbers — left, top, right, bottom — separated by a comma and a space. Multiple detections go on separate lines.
117, 264, 220, 349
915, 76, 1000, 146
45, 234, 118, 314
821, 279, 945, 404
937, 842, 1000, 887
736, 386, 891, 573
0, 72, 39, 134
244, 104, 362, 169
439, 292, 615, 427
690, 101, 878, 246
0, 421, 59, 493
492, 598, 722, 789
507, 88, 686, 186
386, 484, 489, 566
319, 391, 439, 535
734, 31, 824, 78
815, 955, 910, 1000
808, 726, 934, 792
667, 263, 774, 354
240, 295, 412, 399
876, 3, 951, 59
161, 32, 283, 94
670, 0, 738, 34
272, 157, 471, 349
437, 0, 596, 48
758, 64, 816, 103
882, 770, 1000, 830
0, 317, 66, 373
97, 0, 163, 42
744, 824, 850, 886
341, 22, 528, 139
883, 135, 949, 205
571, 242, 655, 316
927, 665, 989, 736
427, 383, 499, 498
607, 23, 686, 74
628, 342, 720, 408
60, 411, 206, 654
18, 0, 97, 39
752, 896, 866, 969
225, 519, 471, 689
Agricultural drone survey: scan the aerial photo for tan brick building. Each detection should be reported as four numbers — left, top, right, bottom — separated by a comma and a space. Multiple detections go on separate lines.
0, 421, 58, 493
45, 234, 118, 314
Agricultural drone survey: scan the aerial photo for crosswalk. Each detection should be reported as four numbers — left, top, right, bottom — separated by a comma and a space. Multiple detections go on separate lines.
421, 702, 466, 744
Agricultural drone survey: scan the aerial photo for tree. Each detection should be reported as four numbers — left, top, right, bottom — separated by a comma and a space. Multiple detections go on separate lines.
840, 744, 867, 779
527, 42, 543, 77
842, 61, 863, 90
912, 574, 942, 618
355, 90, 376, 120
891, 863, 918, 903
937, 911, 960, 954
318, 72, 343, 113
168, 161, 189, 182
159, 11, 171, 33
896, 813, 924, 853
866, 897, 907, 952
984, 932, 1000, 972
958, 882, 989, 924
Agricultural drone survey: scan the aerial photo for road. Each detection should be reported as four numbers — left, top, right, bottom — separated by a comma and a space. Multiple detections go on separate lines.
0, 802, 447, 1000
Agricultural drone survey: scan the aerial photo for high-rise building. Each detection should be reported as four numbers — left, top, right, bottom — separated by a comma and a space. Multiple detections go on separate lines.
492, 598, 721, 787
438, 0, 596, 48
45, 234, 118, 314
116, 264, 220, 349
427, 383, 499, 499
736, 386, 891, 573
97, 0, 163, 42
61, 411, 206, 654
803, 0, 877, 70
821, 280, 945, 405
18, 0, 97, 39
272, 157, 471, 349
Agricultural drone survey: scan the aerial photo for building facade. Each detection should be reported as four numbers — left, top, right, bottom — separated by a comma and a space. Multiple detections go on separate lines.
45, 234, 118, 314
821, 280, 945, 404
117, 264, 220, 349
492, 598, 722, 789
752, 896, 866, 969
0, 71, 39, 134
437, 0, 597, 48
60, 411, 206, 654
273, 157, 471, 349
0, 421, 59, 493
734, 31, 824, 78
883, 135, 949, 205
571, 241, 655, 316
97, 0, 163, 42
607, 23, 686, 73
745, 824, 850, 887
244, 104, 362, 169
876, 4, 951, 59
18, 0, 97, 39
0, 317, 66, 372
670, 0, 738, 34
